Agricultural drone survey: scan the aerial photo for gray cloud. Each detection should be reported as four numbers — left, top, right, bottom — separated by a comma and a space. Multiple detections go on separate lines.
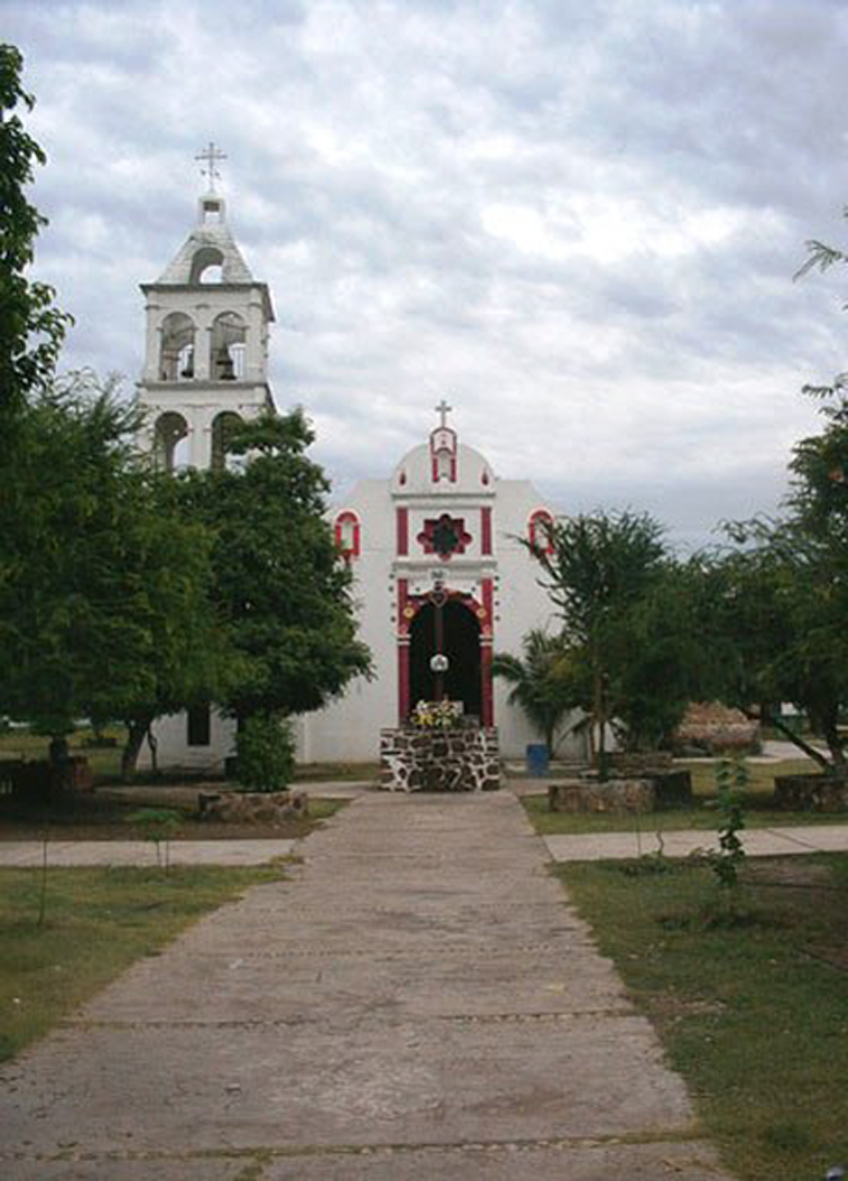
5, 0, 847, 545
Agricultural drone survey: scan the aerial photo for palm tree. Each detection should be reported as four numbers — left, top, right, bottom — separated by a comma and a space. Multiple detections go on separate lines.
492, 629, 583, 754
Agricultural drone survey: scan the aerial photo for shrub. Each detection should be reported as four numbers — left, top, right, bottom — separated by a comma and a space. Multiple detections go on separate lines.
235, 714, 295, 793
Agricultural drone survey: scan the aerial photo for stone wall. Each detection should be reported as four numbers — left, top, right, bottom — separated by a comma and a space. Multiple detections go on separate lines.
548, 779, 655, 815
197, 789, 309, 824
380, 727, 500, 792
548, 768, 693, 814
774, 773, 848, 813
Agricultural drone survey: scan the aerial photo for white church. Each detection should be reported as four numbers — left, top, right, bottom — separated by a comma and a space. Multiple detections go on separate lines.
137, 166, 585, 771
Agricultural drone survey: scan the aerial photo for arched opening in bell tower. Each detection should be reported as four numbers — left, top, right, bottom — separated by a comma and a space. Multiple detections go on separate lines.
159, 312, 196, 381
211, 411, 243, 471
153, 411, 189, 473
409, 599, 482, 722
210, 312, 247, 381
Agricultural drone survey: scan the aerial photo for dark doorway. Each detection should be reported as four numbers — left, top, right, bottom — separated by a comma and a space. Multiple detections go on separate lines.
409, 599, 482, 721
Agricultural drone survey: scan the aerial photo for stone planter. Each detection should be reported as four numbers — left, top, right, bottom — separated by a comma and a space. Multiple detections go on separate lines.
197, 789, 309, 824
773, 773, 848, 813
548, 778, 655, 814
380, 726, 500, 792
548, 768, 692, 814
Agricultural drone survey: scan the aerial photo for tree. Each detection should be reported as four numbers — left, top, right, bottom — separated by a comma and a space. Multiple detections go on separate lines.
716, 455, 848, 778
712, 207, 848, 777
0, 373, 231, 774
0, 45, 71, 417
178, 409, 371, 727
115, 471, 240, 779
492, 628, 584, 754
528, 511, 720, 765
529, 511, 666, 767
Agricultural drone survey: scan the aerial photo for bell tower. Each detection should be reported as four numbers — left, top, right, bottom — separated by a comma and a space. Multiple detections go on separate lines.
137, 144, 275, 471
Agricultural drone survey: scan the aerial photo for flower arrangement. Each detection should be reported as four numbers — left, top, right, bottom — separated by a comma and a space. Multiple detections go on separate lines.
411, 699, 463, 729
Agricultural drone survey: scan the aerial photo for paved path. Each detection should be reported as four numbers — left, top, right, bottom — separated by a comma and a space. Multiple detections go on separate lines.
0, 792, 732, 1179
0, 838, 296, 867
4, 817, 848, 868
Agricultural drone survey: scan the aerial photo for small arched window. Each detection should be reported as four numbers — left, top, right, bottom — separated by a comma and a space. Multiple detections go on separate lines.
189, 245, 225, 285
528, 508, 555, 555
335, 511, 361, 561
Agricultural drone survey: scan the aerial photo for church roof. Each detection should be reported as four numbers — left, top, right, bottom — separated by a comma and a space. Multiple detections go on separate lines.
155, 194, 256, 285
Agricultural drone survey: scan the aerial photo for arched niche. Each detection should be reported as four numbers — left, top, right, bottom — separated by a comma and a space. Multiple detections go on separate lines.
189, 246, 225, 285
334, 510, 361, 560
528, 508, 555, 555
408, 599, 482, 722
159, 312, 196, 382
210, 311, 247, 381
153, 411, 189, 474
211, 411, 243, 472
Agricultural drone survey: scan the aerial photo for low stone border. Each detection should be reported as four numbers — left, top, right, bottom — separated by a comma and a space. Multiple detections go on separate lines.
197, 789, 309, 825
774, 773, 848, 813
548, 769, 693, 814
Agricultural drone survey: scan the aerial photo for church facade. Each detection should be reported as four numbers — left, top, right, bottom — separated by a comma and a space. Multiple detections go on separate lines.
137, 183, 585, 769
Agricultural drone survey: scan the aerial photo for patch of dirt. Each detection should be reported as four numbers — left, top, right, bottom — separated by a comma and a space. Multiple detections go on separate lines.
742, 861, 834, 889
0, 787, 322, 841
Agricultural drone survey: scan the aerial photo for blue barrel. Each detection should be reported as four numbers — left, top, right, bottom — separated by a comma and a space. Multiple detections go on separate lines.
526, 743, 550, 776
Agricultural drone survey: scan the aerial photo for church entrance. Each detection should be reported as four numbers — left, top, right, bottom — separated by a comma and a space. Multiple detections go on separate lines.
409, 599, 482, 722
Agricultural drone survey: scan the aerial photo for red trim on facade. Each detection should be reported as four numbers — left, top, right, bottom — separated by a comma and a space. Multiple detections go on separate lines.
398, 642, 410, 723
480, 577, 495, 726
397, 578, 410, 722
481, 578, 494, 624
481, 506, 492, 555
396, 507, 409, 556
528, 508, 555, 554
334, 510, 360, 559
481, 645, 494, 727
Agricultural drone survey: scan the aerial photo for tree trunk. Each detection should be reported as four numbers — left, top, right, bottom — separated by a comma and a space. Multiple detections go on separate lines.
121, 716, 152, 781
593, 663, 608, 778
752, 707, 831, 773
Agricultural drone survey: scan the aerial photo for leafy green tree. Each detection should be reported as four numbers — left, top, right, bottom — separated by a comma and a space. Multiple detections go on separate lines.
608, 557, 729, 753
179, 409, 371, 727
492, 628, 584, 754
116, 472, 240, 779
529, 511, 667, 767
712, 213, 848, 777
0, 45, 71, 417
0, 374, 231, 773
718, 512, 848, 777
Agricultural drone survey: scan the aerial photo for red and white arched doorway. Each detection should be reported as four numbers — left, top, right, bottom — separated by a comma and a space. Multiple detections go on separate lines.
396, 582, 494, 727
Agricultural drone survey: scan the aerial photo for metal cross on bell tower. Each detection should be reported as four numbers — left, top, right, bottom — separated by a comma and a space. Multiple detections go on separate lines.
195, 141, 227, 193
435, 398, 452, 430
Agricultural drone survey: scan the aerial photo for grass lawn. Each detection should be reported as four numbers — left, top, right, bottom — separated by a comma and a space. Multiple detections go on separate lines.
0, 791, 348, 841
524, 757, 848, 834
0, 725, 125, 779
0, 864, 281, 1062
557, 854, 848, 1180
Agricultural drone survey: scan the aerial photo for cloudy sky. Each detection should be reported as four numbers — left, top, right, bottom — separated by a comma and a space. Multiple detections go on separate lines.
6, 0, 848, 549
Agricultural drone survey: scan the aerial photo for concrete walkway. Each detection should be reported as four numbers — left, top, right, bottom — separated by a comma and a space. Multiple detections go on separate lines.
4, 818, 848, 868
0, 792, 730, 1179
0, 838, 296, 867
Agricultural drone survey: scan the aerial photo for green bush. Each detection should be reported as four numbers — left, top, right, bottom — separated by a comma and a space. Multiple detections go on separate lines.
235, 714, 295, 793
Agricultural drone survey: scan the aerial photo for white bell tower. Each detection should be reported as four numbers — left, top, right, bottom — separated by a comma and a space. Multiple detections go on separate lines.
137, 144, 275, 471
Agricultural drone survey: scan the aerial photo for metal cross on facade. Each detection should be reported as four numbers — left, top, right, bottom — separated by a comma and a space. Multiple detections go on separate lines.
435, 398, 452, 429
196, 142, 227, 192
